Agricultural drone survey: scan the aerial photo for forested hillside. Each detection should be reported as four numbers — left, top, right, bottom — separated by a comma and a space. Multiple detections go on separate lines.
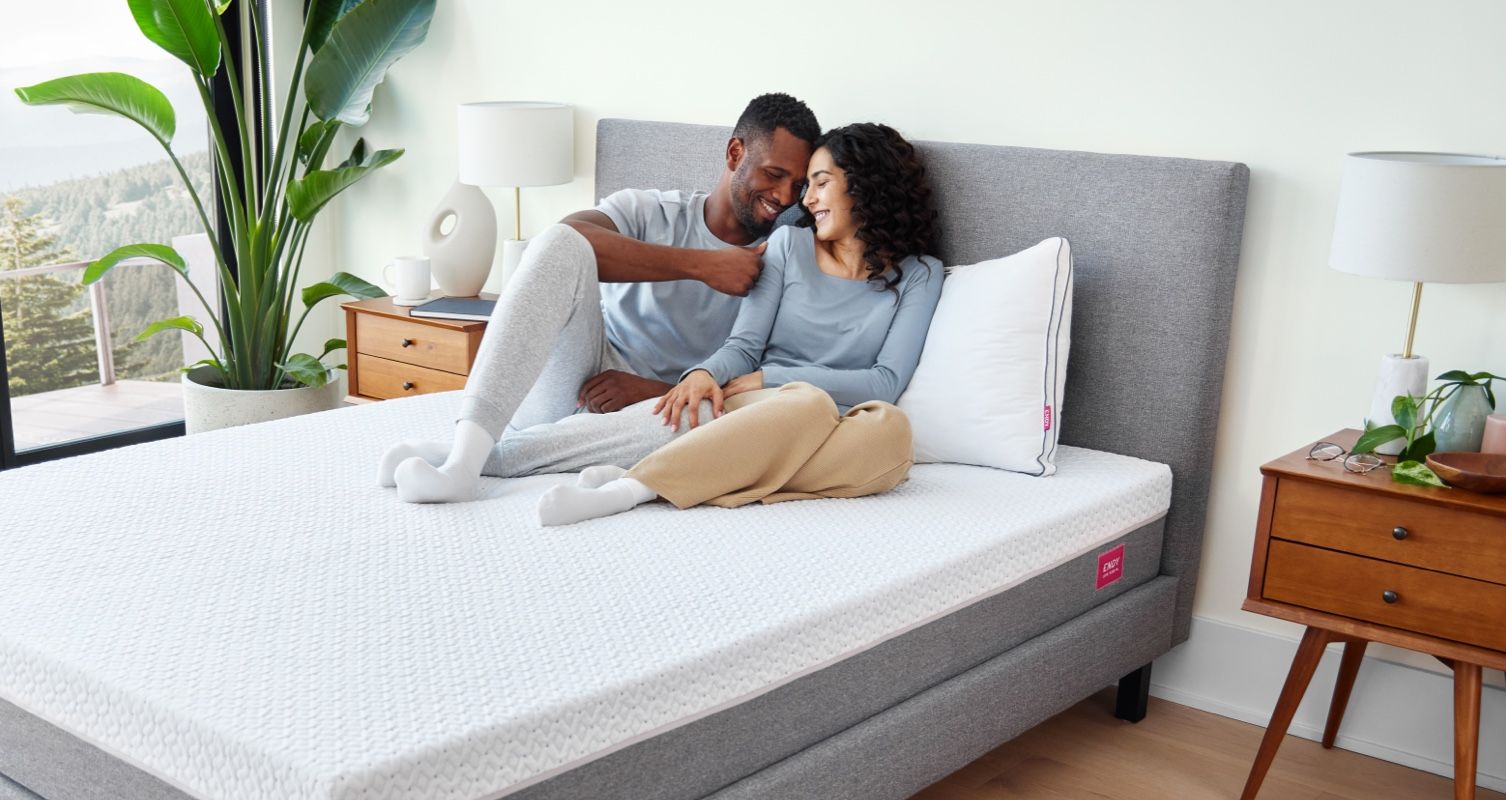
2, 153, 211, 394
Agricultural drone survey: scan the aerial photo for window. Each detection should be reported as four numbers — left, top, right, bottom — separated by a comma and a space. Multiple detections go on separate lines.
0, 1, 235, 468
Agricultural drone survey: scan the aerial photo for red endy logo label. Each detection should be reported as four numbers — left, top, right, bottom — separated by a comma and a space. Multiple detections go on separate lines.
1043, 404, 1053, 431
1096, 544, 1125, 590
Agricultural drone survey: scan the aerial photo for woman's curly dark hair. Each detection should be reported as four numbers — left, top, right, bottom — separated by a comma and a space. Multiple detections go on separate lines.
800, 123, 938, 293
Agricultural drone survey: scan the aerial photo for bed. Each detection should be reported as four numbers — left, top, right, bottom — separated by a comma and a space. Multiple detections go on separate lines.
0, 119, 1248, 800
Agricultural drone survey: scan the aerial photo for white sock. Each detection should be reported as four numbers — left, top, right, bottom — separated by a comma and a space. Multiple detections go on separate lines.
376, 440, 450, 487
537, 477, 656, 526
394, 420, 494, 503
576, 465, 628, 489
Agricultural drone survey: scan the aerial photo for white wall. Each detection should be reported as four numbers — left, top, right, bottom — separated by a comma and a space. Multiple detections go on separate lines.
317, 0, 1506, 776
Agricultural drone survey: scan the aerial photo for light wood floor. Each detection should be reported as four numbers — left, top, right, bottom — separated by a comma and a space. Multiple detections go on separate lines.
911, 689, 1504, 800
9, 379, 181, 451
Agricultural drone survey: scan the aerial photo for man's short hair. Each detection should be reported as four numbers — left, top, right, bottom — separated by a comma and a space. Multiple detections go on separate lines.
732, 93, 820, 149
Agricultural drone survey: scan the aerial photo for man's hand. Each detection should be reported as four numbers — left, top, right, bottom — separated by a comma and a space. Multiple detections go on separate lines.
695, 242, 767, 296
652, 370, 723, 431
578, 370, 672, 413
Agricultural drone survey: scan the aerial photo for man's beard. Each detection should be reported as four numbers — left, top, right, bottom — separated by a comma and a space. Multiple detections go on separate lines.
730, 171, 775, 237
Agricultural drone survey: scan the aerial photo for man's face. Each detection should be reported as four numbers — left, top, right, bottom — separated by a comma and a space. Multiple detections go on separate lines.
728, 127, 814, 237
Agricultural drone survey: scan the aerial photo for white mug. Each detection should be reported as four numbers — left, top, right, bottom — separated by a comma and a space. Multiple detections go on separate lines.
384, 256, 431, 306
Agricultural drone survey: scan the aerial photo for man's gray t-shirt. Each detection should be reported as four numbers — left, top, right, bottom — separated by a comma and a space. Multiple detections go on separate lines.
595, 189, 749, 384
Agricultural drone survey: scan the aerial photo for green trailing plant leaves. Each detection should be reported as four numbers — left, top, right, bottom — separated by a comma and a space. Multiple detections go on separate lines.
301, 272, 384, 308
1436, 369, 1473, 383
14, 73, 176, 148
136, 315, 203, 342
127, 0, 221, 78
1353, 425, 1405, 455
286, 148, 403, 221
1399, 431, 1436, 462
1394, 460, 1447, 488
1391, 394, 1416, 432
306, 0, 365, 52
319, 338, 347, 359
85, 243, 188, 284
280, 353, 332, 387
305, 0, 437, 125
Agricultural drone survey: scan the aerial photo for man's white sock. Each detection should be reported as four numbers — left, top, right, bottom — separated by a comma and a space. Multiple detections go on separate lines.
537, 477, 656, 526
377, 440, 449, 487
394, 420, 494, 503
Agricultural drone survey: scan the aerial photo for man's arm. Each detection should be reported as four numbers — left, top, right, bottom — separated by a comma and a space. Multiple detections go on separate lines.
561, 210, 763, 296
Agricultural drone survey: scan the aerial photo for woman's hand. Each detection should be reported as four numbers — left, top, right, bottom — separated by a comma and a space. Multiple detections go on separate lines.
652, 369, 723, 431
723, 371, 764, 397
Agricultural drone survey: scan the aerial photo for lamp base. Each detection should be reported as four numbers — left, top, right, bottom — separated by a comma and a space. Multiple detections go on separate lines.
1367, 353, 1429, 455
500, 238, 529, 288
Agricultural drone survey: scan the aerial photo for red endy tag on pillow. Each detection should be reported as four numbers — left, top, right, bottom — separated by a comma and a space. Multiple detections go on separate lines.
1043, 404, 1053, 431
1096, 544, 1124, 590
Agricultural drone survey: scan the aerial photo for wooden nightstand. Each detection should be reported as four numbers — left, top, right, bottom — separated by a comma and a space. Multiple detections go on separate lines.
1241, 429, 1506, 800
341, 295, 490, 402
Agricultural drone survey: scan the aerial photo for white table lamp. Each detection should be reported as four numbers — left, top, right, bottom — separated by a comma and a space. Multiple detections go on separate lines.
423, 102, 574, 296
1329, 152, 1506, 452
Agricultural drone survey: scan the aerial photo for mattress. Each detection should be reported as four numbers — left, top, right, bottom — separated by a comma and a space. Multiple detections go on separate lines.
0, 392, 1171, 800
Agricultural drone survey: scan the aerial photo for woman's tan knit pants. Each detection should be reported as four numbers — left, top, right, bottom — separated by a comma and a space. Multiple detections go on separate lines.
626, 382, 914, 509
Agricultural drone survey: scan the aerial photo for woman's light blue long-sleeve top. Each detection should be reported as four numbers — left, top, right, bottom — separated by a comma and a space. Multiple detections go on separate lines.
689, 225, 944, 410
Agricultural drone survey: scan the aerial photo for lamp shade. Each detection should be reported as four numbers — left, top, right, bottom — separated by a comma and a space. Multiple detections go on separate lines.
1329, 152, 1506, 284
457, 101, 573, 187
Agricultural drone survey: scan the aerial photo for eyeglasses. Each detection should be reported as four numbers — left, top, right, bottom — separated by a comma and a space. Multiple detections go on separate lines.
1307, 441, 1388, 475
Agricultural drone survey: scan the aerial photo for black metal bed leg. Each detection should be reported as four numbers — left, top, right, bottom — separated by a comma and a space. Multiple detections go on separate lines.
1114, 662, 1152, 723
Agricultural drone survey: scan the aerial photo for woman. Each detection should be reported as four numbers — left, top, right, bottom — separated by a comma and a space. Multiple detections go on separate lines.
536, 123, 943, 524
387, 123, 942, 523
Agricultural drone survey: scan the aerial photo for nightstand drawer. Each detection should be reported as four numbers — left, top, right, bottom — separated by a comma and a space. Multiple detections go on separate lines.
1271, 479, 1506, 585
356, 313, 473, 374
1265, 540, 1506, 651
355, 354, 467, 399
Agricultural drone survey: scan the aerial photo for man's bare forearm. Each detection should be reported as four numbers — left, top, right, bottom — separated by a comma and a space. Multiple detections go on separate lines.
562, 211, 704, 283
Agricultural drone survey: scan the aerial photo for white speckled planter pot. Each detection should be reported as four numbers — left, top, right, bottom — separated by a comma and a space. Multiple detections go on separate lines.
182, 366, 342, 434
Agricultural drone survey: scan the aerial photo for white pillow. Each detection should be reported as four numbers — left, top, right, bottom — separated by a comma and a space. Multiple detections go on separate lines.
898, 237, 1073, 475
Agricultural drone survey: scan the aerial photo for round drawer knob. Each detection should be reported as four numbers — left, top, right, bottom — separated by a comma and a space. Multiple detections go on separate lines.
401, 381, 415, 391
1392, 526, 1409, 541
1382, 590, 1399, 604
400, 338, 414, 348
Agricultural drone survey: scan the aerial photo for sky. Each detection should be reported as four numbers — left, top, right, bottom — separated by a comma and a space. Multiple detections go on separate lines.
0, 2, 167, 70
0, 1, 208, 191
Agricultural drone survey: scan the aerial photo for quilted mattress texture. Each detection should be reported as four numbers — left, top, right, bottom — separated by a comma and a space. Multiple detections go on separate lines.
0, 392, 1171, 800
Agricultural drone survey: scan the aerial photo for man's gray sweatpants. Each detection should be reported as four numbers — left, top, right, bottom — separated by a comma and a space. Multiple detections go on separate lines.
458, 223, 709, 477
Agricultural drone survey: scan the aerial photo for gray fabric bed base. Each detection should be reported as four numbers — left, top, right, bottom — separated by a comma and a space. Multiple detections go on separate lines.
707, 576, 1177, 800
0, 518, 1165, 800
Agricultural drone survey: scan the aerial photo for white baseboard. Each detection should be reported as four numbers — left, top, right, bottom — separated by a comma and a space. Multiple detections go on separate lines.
1151, 617, 1506, 793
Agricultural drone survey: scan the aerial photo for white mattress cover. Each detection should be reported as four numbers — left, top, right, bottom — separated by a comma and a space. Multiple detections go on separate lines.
0, 392, 1171, 800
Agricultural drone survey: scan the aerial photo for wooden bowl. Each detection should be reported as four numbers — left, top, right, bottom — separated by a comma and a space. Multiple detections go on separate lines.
1425, 452, 1506, 494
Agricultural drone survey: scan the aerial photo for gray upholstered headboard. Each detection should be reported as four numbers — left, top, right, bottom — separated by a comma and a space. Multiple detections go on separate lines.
595, 119, 1249, 644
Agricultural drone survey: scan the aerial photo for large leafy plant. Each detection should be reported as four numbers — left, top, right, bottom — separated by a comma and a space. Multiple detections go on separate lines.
1353, 370, 1502, 487
14, 0, 436, 389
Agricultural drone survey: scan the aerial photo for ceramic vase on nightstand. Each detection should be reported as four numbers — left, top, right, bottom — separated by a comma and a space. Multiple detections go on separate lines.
1433, 384, 1494, 453
423, 180, 496, 297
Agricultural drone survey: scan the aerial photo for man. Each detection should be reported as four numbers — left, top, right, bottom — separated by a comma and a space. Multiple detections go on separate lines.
381, 93, 819, 502
566, 93, 820, 413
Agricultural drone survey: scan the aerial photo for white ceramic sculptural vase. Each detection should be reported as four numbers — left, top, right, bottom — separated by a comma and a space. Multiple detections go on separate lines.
423, 180, 496, 297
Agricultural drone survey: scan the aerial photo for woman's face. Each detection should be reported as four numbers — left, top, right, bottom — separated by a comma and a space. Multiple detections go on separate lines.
803, 147, 857, 242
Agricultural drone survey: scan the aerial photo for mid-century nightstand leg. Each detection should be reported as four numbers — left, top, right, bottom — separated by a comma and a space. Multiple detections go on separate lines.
1240, 626, 1331, 800
1454, 661, 1482, 800
1322, 639, 1368, 748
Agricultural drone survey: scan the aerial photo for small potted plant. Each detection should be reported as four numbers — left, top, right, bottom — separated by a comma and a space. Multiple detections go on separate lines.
14, 0, 437, 432
1353, 370, 1502, 487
